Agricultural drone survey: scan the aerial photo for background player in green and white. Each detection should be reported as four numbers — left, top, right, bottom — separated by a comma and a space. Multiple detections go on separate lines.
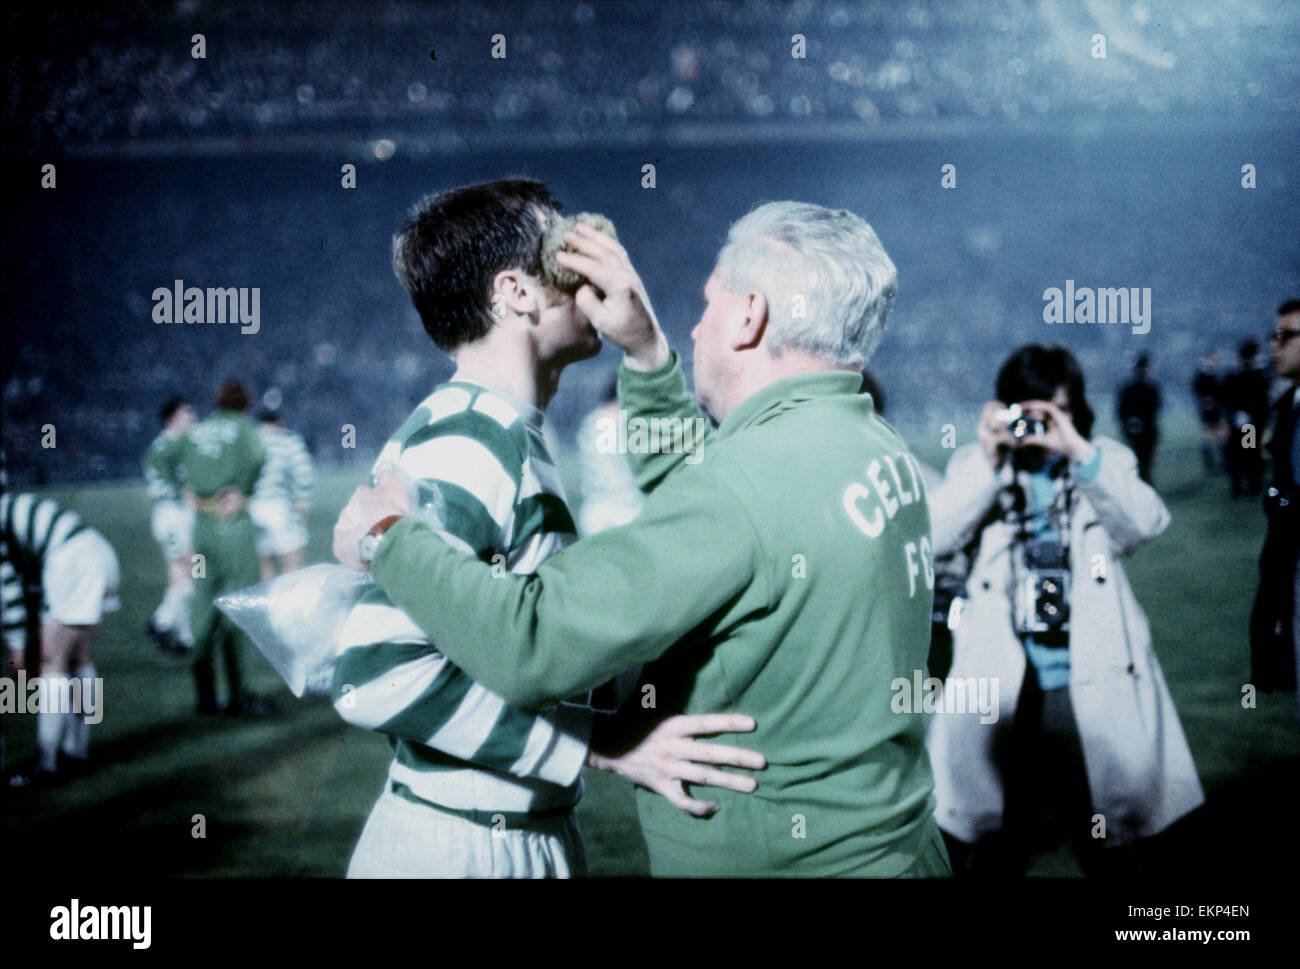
154, 381, 273, 717
331, 178, 764, 878
144, 396, 197, 653
3, 487, 119, 785
250, 409, 314, 580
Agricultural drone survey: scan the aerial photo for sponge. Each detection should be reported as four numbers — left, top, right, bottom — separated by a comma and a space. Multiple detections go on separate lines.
540, 212, 618, 293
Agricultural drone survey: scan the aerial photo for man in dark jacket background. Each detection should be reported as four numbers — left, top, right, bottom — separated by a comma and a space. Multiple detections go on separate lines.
1250, 300, 1300, 714
1220, 340, 1272, 498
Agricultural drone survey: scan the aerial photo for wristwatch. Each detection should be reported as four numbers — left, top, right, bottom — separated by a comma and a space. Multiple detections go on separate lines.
358, 514, 404, 566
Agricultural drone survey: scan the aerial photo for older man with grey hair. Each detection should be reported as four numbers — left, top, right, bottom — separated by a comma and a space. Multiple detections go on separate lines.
334, 201, 952, 877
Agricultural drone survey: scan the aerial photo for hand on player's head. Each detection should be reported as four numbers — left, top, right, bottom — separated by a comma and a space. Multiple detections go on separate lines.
553, 224, 664, 361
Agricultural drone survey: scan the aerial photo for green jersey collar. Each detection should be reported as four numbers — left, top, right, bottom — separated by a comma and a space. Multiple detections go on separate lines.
715, 368, 864, 440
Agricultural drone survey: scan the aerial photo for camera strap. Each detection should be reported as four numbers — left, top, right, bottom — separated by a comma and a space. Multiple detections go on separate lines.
1005, 468, 1074, 646
1003, 466, 1073, 564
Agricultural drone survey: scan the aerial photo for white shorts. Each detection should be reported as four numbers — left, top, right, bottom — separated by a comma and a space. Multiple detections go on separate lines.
150, 500, 194, 561
250, 497, 308, 558
43, 529, 121, 626
346, 787, 587, 879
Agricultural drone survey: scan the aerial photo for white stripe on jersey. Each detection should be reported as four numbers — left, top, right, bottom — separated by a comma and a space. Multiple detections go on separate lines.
400, 435, 517, 529
1, 493, 82, 560
388, 704, 590, 812
472, 392, 523, 429
511, 702, 592, 779
507, 530, 572, 574
2, 554, 26, 651
253, 426, 314, 504
341, 651, 454, 731
424, 683, 507, 762
339, 601, 430, 647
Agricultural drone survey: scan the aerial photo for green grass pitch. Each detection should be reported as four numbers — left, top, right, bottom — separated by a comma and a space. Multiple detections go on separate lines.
2, 420, 1296, 877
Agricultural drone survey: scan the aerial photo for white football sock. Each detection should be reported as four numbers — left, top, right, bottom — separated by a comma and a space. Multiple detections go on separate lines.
36, 675, 71, 772
60, 664, 96, 760
174, 583, 194, 645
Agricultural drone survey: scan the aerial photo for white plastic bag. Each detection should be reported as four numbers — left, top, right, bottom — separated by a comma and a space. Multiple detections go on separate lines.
216, 468, 448, 697
217, 565, 372, 697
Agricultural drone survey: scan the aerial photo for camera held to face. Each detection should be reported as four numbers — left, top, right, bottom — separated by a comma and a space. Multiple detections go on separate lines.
994, 402, 1047, 441
1013, 537, 1071, 635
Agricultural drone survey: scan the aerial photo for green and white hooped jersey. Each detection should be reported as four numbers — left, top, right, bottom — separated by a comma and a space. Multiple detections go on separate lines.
334, 378, 590, 822
252, 425, 314, 505
1, 492, 88, 650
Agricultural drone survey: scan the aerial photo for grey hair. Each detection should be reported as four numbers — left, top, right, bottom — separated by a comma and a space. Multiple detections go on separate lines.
713, 201, 897, 367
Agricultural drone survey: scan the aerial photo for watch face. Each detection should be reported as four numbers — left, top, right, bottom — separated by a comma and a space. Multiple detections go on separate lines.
358, 532, 379, 563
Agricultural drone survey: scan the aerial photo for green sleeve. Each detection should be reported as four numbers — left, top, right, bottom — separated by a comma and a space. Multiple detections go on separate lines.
149, 435, 184, 491
370, 464, 764, 710
616, 350, 714, 494
241, 419, 266, 496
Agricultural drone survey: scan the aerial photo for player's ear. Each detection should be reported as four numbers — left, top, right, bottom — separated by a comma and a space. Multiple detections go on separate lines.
731, 289, 768, 351
492, 269, 542, 318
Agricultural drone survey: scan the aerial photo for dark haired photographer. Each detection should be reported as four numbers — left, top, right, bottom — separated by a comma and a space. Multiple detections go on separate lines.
926, 344, 1204, 876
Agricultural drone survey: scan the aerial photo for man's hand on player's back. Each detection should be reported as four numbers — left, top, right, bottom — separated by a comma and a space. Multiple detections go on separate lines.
586, 712, 766, 818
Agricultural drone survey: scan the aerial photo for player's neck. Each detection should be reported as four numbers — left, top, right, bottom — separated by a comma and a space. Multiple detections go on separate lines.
451, 340, 552, 415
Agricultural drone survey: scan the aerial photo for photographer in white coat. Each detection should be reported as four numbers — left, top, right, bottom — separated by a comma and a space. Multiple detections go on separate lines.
927, 345, 1204, 876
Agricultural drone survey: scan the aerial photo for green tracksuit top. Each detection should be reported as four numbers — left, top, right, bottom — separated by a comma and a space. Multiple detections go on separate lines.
372, 352, 949, 877
155, 409, 265, 500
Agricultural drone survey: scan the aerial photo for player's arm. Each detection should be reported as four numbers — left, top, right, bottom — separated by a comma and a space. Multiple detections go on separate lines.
331, 630, 592, 786
240, 421, 266, 496
148, 435, 185, 492
354, 462, 764, 711
616, 351, 714, 493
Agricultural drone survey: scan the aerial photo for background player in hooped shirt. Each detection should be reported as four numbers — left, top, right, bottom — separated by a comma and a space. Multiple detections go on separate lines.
337, 202, 952, 877
144, 396, 197, 654
3, 484, 120, 786
249, 408, 314, 580
332, 178, 765, 878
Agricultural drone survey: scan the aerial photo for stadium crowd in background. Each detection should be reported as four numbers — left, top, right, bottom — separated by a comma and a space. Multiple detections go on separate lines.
10, 1, 1283, 149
